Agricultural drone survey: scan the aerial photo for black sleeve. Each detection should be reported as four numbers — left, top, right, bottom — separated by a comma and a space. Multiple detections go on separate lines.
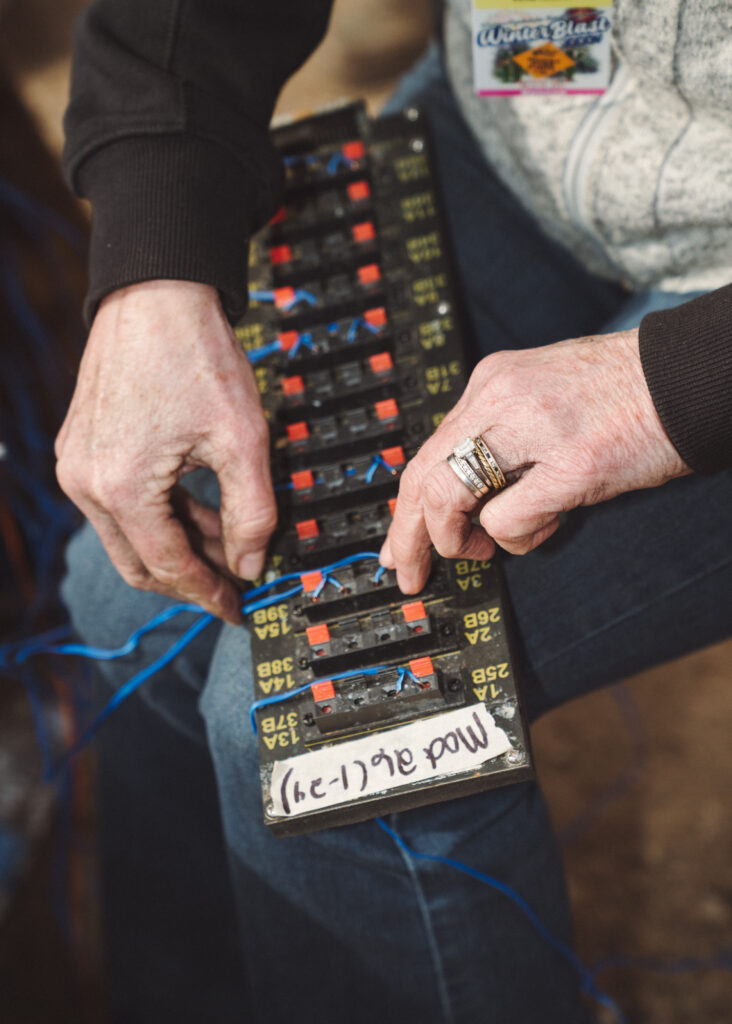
63, 0, 333, 324
639, 284, 732, 474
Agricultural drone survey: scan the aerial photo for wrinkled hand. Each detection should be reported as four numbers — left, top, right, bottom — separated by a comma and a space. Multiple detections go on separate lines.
380, 329, 690, 593
56, 280, 276, 624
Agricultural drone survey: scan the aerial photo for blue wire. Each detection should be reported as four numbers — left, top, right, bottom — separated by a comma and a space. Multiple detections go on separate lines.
7, 602, 203, 667
240, 570, 307, 601
395, 667, 419, 693
290, 332, 315, 357
0, 624, 72, 665
326, 152, 346, 174
346, 317, 361, 344
242, 585, 303, 616
55, 612, 214, 774
365, 455, 396, 484
375, 818, 630, 1024
372, 565, 387, 585
6, 576, 331, 670
250, 682, 314, 732
20, 667, 55, 782
247, 339, 282, 364
591, 951, 732, 977
250, 664, 393, 733
313, 573, 345, 598
6, 551, 384, 771
346, 316, 380, 343
293, 289, 318, 308
590, 950, 732, 978
241, 551, 381, 603
312, 575, 328, 598
248, 288, 317, 311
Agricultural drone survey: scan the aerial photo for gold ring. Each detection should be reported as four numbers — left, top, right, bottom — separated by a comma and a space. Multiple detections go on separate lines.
448, 437, 508, 497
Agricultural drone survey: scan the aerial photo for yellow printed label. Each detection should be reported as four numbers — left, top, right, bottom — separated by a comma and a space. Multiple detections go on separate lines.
513, 41, 574, 77
463, 609, 500, 646
473, 683, 502, 701
236, 323, 266, 350
412, 274, 447, 307
257, 657, 294, 679
400, 192, 436, 223
260, 710, 300, 750
425, 361, 461, 395
419, 318, 452, 350
394, 153, 429, 183
455, 559, 492, 593
472, 663, 510, 685
463, 608, 500, 627
406, 232, 442, 264
255, 366, 268, 395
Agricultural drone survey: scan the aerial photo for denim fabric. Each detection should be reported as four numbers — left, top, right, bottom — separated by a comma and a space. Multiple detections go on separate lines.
61, 48, 732, 1024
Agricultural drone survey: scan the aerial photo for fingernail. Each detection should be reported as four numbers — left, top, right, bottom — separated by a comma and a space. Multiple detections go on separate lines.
397, 571, 421, 595
238, 552, 265, 580
379, 538, 394, 567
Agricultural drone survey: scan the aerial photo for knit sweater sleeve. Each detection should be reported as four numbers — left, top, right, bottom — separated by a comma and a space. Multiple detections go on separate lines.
62, 0, 333, 324
639, 284, 732, 474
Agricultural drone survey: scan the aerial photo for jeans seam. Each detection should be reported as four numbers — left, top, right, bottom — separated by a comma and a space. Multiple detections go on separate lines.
390, 824, 455, 1024
534, 553, 732, 670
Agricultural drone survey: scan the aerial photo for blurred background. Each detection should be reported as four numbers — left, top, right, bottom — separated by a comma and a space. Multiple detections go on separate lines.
0, 2, 730, 1022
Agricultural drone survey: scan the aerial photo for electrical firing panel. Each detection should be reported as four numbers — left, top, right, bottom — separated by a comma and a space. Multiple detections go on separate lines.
238, 104, 532, 836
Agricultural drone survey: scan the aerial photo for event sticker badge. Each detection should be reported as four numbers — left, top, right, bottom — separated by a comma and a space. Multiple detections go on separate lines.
471, 1, 613, 96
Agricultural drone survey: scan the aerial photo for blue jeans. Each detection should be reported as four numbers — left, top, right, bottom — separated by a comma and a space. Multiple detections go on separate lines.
62, 50, 732, 1024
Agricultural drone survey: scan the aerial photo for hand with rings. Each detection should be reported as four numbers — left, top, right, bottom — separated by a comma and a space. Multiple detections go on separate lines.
379, 330, 690, 594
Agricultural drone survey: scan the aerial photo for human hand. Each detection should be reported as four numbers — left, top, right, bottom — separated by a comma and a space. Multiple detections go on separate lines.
56, 280, 276, 624
380, 329, 690, 593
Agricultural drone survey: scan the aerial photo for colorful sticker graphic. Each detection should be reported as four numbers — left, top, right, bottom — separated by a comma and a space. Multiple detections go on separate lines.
471, 4, 614, 96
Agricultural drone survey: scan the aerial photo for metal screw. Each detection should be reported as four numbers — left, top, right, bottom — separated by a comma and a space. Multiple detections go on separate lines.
405, 107, 420, 122
303, 713, 314, 726
292, 605, 303, 617
437, 301, 450, 316
505, 748, 525, 765
441, 622, 453, 636
410, 138, 424, 153
298, 656, 309, 669
447, 678, 462, 692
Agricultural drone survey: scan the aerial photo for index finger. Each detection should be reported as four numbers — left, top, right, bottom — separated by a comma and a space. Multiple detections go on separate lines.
116, 500, 243, 623
421, 459, 494, 563
380, 461, 433, 594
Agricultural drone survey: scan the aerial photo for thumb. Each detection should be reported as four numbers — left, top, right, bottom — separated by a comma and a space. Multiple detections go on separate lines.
479, 470, 562, 555
215, 426, 278, 581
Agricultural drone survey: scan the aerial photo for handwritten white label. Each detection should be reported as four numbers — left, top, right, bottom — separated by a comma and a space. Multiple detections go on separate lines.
268, 704, 511, 818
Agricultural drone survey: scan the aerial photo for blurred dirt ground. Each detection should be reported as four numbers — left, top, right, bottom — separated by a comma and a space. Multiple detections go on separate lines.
1, 1, 730, 1022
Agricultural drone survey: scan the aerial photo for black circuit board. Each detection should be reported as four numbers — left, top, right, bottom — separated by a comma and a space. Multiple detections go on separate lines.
239, 104, 533, 836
